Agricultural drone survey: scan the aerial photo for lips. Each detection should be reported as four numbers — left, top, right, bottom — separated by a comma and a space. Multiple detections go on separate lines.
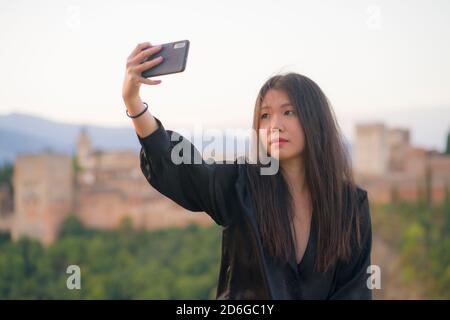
270, 137, 289, 145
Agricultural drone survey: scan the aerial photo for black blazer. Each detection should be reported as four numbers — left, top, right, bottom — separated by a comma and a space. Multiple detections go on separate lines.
136, 117, 373, 300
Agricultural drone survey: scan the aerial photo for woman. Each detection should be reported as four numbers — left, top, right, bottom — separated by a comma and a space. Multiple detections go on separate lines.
122, 42, 372, 300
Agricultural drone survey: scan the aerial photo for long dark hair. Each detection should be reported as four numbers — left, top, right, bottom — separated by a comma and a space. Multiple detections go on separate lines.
246, 72, 361, 273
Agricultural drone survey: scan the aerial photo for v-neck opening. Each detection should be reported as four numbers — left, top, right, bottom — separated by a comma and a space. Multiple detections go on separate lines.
296, 212, 314, 269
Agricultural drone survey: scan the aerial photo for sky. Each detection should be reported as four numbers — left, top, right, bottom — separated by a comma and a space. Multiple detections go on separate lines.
0, 0, 449, 149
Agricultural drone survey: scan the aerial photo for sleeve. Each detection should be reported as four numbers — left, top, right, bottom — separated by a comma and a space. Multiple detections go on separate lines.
328, 189, 373, 300
136, 116, 241, 227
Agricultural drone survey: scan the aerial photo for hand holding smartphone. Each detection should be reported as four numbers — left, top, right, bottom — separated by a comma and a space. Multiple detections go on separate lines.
141, 40, 190, 78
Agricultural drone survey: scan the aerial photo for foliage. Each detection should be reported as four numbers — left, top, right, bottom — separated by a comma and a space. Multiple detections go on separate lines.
0, 162, 14, 195
0, 216, 222, 299
372, 185, 450, 299
445, 130, 450, 155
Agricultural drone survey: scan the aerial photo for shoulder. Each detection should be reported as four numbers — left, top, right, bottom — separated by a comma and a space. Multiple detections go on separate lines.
355, 185, 370, 227
352, 185, 372, 256
342, 183, 371, 247
343, 183, 369, 216
355, 185, 368, 206
334, 184, 373, 273
343, 181, 367, 203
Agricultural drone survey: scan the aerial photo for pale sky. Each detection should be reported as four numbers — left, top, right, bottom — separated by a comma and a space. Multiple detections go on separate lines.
1, 0, 449, 148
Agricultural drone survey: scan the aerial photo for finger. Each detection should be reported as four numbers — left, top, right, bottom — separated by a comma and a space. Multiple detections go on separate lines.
130, 45, 162, 65
134, 56, 164, 73
129, 45, 163, 65
127, 42, 152, 60
138, 77, 162, 85
127, 42, 151, 60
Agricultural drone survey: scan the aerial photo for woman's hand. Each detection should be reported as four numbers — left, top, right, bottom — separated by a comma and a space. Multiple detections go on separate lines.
122, 42, 164, 103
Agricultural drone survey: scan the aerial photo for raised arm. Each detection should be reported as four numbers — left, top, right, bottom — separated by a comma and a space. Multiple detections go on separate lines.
135, 117, 240, 226
122, 42, 241, 227
122, 41, 163, 139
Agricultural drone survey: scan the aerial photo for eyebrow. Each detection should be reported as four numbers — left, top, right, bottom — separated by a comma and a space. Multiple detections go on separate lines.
260, 103, 292, 110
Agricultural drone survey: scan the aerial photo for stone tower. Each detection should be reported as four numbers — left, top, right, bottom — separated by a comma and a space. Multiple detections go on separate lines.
354, 123, 389, 177
76, 127, 95, 185
11, 152, 74, 245
76, 126, 92, 170
387, 128, 410, 172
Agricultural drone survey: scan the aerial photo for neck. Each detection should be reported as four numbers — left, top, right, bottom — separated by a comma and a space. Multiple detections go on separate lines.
280, 155, 308, 196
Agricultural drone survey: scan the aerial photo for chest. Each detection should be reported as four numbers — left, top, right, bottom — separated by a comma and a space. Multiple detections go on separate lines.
291, 200, 312, 265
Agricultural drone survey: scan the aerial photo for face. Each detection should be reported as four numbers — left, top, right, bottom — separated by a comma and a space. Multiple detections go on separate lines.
258, 89, 305, 162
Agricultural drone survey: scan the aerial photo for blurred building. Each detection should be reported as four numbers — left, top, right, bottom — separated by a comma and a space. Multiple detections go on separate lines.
0, 128, 212, 245
354, 123, 450, 205
2, 122, 449, 244
11, 153, 74, 244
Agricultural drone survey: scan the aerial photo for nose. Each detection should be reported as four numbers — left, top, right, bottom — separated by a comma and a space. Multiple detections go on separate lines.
270, 114, 285, 133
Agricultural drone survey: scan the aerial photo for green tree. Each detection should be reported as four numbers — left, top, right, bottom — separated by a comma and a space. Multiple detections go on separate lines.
445, 130, 450, 155
0, 162, 14, 196
72, 155, 81, 175
60, 214, 87, 237
0, 215, 222, 299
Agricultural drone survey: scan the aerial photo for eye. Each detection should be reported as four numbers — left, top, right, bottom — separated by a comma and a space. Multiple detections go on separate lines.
260, 113, 269, 120
284, 110, 295, 116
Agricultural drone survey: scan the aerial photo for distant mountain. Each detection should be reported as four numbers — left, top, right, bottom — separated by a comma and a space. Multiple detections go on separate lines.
6, 106, 445, 169
0, 128, 53, 165
0, 113, 253, 167
0, 113, 142, 166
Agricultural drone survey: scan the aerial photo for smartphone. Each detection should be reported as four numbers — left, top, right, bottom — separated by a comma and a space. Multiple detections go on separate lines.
141, 40, 190, 78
